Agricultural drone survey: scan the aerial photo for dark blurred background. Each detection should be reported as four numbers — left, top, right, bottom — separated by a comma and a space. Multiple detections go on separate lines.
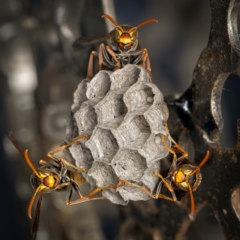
1, 0, 238, 239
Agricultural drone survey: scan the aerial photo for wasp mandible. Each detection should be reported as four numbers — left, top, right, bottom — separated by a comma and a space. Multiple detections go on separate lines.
119, 123, 210, 219
7, 133, 120, 240
73, 14, 158, 79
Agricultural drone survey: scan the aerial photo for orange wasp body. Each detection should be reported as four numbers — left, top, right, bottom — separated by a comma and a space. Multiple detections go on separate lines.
120, 123, 210, 219
73, 14, 158, 79
7, 133, 107, 240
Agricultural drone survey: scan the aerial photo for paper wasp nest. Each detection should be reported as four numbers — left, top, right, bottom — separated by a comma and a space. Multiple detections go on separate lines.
66, 65, 170, 205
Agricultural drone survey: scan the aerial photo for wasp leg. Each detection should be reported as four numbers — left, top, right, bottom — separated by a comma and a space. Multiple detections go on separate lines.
162, 122, 187, 155
153, 172, 177, 201
87, 51, 99, 79
46, 135, 88, 156
58, 157, 86, 173
141, 48, 153, 82
118, 179, 158, 198
118, 179, 176, 202
42, 135, 88, 172
99, 43, 119, 70
105, 46, 121, 70
67, 183, 125, 205
54, 182, 72, 191
161, 134, 189, 168
67, 186, 74, 204
98, 43, 108, 70
130, 48, 153, 82
71, 180, 85, 198
66, 181, 84, 203
68, 196, 106, 205
161, 122, 188, 168
101, 44, 115, 68
161, 134, 179, 168
86, 183, 125, 198
131, 51, 143, 65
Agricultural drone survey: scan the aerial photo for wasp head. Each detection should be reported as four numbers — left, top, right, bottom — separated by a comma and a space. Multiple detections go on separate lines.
30, 168, 57, 192
170, 151, 210, 218
23, 150, 59, 219
102, 14, 158, 52
112, 25, 138, 51
171, 165, 202, 192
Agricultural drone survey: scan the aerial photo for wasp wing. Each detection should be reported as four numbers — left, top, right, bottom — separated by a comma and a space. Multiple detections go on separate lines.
31, 194, 43, 240
72, 33, 110, 51
6, 131, 25, 157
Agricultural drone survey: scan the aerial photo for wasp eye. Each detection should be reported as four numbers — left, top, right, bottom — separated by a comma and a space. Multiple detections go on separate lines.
130, 31, 137, 41
129, 28, 137, 41
179, 182, 188, 190
114, 28, 122, 40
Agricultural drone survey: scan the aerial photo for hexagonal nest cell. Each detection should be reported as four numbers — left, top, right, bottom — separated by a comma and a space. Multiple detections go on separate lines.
88, 161, 119, 187
94, 91, 127, 129
112, 114, 151, 149
124, 79, 165, 111
124, 82, 156, 113
110, 64, 142, 89
69, 140, 94, 170
144, 102, 169, 134
66, 65, 169, 205
111, 149, 147, 182
86, 71, 111, 103
74, 100, 97, 135
85, 127, 119, 163
138, 133, 170, 166
117, 185, 151, 201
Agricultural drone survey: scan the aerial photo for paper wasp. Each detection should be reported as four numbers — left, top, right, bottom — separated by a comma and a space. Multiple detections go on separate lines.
7, 132, 121, 240
73, 14, 158, 79
119, 123, 210, 219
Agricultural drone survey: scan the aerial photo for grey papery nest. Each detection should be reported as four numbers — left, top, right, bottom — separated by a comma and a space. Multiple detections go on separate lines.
66, 64, 170, 205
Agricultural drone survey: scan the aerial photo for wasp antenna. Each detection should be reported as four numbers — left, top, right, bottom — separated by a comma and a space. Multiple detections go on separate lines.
28, 185, 43, 219
102, 14, 118, 26
190, 151, 210, 176
134, 18, 158, 29
197, 150, 210, 169
24, 150, 42, 179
